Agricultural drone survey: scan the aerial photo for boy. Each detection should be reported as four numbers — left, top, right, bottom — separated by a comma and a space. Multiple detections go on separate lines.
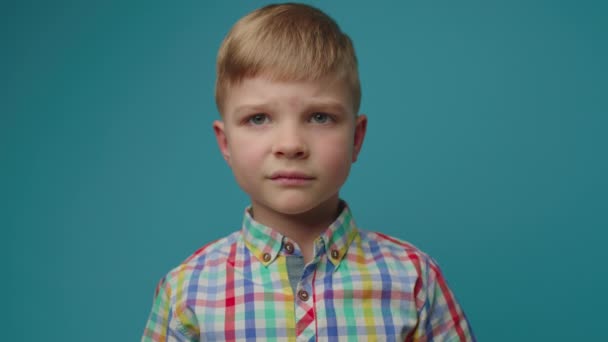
143, 3, 474, 341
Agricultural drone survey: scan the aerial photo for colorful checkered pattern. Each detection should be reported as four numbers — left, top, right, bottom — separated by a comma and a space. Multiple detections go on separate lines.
142, 203, 475, 341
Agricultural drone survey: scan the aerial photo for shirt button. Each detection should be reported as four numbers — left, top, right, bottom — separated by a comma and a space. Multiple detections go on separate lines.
330, 249, 340, 259
263, 253, 272, 262
284, 242, 294, 254
298, 289, 310, 301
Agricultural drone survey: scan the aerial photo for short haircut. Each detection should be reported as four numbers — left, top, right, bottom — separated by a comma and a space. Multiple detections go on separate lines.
215, 3, 361, 114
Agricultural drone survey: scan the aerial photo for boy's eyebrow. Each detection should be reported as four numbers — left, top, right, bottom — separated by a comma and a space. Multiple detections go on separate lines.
232, 103, 265, 115
307, 100, 350, 115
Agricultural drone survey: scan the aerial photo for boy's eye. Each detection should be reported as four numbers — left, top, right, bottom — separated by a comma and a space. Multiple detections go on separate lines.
310, 112, 332, 124
248, 113, 269, 125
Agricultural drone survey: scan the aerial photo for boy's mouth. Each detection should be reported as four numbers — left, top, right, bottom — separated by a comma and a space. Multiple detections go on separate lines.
268, 171, 315, 185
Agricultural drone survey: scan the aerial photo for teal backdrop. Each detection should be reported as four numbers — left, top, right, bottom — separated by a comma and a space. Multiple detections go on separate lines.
3, 0, 607, 340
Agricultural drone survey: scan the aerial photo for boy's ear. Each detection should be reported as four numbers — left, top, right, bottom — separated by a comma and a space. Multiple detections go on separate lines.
352, 114, 367, 163
213, 120, 231, 165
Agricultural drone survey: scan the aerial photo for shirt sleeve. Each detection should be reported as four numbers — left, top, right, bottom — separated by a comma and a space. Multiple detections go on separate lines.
406, 257, 475, 342
141, 276, 200, 342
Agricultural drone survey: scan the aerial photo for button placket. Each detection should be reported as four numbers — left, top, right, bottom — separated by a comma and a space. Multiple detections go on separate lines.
294, 279, 316, 340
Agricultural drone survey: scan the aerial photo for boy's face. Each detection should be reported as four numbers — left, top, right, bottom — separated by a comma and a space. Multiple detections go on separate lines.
213, 75, 367, 221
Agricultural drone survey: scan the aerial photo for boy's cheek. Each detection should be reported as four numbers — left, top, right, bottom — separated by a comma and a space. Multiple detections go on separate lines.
318, 143, 354, 173
230, 147, 264, 172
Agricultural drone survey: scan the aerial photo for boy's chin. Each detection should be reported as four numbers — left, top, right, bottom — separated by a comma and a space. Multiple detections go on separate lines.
252, 195, 339, 217
259, 201, 319, 216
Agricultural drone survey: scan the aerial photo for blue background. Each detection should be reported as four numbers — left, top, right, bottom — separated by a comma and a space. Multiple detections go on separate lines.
3, 0, 607, 340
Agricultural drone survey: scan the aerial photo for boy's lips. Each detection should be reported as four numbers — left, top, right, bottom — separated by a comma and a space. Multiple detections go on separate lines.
268, 171, 315, 185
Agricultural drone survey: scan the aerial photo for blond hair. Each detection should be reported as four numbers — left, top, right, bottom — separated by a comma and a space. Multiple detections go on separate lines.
215, 3, 361, 113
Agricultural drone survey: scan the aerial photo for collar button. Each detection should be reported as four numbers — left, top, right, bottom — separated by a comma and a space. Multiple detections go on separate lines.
284, 242, 295, 254
263, 253, 272, 262
330, 249, 340, 260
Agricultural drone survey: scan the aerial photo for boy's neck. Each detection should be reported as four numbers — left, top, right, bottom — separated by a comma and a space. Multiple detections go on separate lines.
250, 196, 342, 263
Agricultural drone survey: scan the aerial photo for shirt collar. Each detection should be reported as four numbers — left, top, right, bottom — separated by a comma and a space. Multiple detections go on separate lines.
242, 201, 359, 267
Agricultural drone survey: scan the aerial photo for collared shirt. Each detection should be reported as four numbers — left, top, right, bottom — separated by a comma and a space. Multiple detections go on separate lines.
142, 203, 475, 341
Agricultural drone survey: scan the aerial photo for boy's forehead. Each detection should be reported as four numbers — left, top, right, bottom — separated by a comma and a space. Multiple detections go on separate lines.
223, 75, 355, 115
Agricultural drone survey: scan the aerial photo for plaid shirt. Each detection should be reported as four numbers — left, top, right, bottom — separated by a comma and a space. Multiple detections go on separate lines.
142, 203, 474, 341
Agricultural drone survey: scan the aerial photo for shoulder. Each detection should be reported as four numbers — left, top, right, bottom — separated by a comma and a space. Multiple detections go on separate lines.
156, 230, 241, 296
356, 229, 440, 276
181, 230, 241, 266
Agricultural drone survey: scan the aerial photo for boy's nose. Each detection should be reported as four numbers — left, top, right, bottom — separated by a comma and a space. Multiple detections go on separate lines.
272, 127, 309, 159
